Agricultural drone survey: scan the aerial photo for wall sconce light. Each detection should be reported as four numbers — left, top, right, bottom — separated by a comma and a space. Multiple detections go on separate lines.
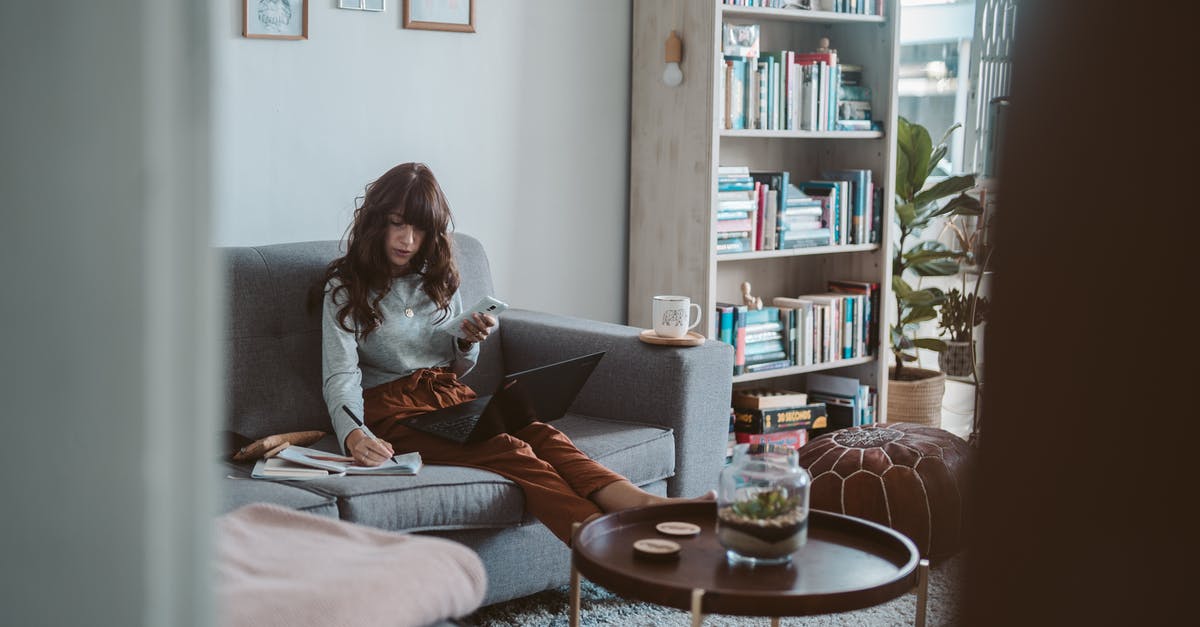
663, 30, 683, 87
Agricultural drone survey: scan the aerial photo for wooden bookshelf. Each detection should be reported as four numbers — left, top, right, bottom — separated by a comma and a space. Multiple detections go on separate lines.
628, 0, 900, 413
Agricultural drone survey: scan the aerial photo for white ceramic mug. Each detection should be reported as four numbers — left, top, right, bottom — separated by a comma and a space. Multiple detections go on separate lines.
652, 295, 702, 339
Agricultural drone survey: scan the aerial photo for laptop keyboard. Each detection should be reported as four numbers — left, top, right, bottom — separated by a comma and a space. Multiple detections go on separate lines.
421, 415, 478, 441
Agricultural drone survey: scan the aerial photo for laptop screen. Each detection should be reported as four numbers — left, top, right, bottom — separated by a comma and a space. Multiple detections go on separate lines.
492, 351, 605, 426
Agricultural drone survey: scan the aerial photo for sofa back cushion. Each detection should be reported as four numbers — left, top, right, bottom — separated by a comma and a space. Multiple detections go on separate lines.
222, 233, 501, 439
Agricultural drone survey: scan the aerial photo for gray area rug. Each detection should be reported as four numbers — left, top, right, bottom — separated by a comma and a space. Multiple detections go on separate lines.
461, 553, 964, 626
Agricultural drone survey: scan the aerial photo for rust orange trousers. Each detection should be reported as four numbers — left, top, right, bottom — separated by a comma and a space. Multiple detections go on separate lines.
362, 367, 625, 544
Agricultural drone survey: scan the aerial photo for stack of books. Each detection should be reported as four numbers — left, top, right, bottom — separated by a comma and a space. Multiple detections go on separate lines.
717, 165, 756, 254
836, 64, 876, 131
731, 387, 828, 449
806, 373, 875, 438
716, 279, 879, 376
779, 182, 831, 248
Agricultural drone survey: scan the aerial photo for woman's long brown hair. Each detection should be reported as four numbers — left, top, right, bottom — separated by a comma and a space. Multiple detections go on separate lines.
308, 162, 460, 337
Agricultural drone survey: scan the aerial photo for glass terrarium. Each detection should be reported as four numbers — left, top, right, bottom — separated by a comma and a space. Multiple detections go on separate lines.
717, 443, 811, 566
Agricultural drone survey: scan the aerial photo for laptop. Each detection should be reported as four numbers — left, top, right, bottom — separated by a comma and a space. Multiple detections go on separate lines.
401, 351, 605, 444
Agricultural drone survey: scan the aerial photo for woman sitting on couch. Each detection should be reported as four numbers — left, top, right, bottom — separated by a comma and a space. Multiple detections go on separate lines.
311, 162, 707, 544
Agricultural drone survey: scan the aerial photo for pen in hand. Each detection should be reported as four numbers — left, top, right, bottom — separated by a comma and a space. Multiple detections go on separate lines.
342, 405, 394, 463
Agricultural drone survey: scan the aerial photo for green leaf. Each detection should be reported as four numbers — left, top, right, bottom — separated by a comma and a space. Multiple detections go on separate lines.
928, 192, 983, 219
901, 307, 937, 325
895, 118, 914, 202
911, 259, 961, 276
890, 327, 906, 348
928, 145, 948, 177
913, 337, 948, 352
899, 352, 919, 362
936, 122, 962, 148
892, 276, 913, 298
902, 288, 943, 306
896, 117, 932, 201
913, 175, 976, 207
895, 202, 917, 228
904, 249, 962, 266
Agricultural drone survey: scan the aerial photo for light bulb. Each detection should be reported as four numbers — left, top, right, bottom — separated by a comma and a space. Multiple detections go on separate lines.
662, 62, 683, 87
663, 30, 683, 87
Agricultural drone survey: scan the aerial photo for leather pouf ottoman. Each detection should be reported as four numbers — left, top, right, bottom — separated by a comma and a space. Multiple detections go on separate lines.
797, 422, 970, 562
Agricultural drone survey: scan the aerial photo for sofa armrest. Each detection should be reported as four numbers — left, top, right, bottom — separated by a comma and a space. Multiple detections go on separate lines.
498, 309, 734, 498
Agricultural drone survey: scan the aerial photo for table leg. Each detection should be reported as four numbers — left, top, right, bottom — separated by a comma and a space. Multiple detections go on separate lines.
690, 588, 705, 627
914, 558, 930, 627
570, 522, 581, 627
570, 559, 581, 627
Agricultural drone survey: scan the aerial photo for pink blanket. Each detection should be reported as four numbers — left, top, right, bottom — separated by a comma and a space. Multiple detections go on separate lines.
216, 503, 487, 627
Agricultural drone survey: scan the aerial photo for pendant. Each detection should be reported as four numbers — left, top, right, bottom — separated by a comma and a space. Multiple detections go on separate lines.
405, 307, 414, 318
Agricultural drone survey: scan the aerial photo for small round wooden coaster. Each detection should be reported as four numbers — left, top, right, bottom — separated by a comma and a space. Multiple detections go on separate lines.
633, 538, 681, 560
655, 521, 701, 537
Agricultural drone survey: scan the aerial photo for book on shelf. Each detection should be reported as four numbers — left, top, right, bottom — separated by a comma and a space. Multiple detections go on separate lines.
807, 372, 863, 429
828, 279, 879, 356
745, 330, 783, 344
797, 181, 842, 244
734, 402, 828, 434
820, 169, 872, 244
250, 457, 331, 480
275, 445, 423, 476
716, 237, 753, 254
744, 358, 792, 374
735, 428, 808, 450
717, 208, 754, 220
779, 228, 832, 249
749, 170, 789, 251
716, 217, 755, 233
745, 339, 786, 357
715, 303, 735, 345
716, 302, 748, 374
732, 387, 808, 410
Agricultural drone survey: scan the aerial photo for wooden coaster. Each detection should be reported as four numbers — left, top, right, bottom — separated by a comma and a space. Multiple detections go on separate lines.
656, 521, 701, 537
633, 538, 681, 560
638, 329, 705, 347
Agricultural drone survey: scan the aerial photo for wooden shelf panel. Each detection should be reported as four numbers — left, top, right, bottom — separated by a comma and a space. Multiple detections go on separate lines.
733, 355, 878, 384
719, 129, 884, 139
716, 243, 880, 262
721, 5, 886, 25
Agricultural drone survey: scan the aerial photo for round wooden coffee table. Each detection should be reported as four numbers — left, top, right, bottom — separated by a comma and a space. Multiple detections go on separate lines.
569, 502, 928, 626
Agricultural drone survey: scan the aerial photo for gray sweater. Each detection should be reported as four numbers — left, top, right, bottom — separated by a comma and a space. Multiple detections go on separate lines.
322, 275, 480, 452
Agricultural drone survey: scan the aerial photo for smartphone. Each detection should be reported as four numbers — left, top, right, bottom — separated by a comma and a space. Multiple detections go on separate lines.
445, 295, 509, 339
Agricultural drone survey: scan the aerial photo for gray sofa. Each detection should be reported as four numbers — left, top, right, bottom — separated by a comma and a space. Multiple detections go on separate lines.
218, 233, 733, 606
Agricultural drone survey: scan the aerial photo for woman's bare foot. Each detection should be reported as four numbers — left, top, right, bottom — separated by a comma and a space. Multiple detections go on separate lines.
591, 481, 717, 513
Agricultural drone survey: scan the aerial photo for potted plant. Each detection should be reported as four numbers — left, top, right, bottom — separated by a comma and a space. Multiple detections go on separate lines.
888, 117, 982, 425
936, 288, 989, 377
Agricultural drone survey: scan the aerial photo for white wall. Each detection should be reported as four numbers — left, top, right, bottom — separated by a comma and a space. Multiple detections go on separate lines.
213, 0, 633, 324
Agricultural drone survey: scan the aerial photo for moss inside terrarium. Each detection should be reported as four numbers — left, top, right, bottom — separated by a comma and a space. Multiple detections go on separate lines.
729, 488, 799, 520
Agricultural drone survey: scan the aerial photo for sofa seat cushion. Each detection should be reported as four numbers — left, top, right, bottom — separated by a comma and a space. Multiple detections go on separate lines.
218, 464, 339, 517
303, 414, 675, 533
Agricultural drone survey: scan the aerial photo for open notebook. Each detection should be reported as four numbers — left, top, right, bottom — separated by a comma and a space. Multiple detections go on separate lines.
250, 445, 422, 479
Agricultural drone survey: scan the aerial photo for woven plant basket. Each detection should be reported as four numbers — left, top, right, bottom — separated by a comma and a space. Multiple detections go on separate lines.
886, 366, 946, 427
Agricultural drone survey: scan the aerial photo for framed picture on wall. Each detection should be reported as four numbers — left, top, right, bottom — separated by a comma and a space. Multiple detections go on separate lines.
403, 0, 475, 33
339, 0, 385, 11
243, 0, 309, 40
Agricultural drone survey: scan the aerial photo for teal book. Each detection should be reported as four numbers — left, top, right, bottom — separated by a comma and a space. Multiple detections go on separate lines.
744, 340, 786, 356
742, 306, 780, 327
715, 302, 736, 346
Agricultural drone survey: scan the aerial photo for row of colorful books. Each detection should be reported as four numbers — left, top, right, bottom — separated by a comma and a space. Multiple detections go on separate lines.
717, 165, 880, 251
723, 379, 878, 462
718, 23, 877, 132
720, 0, 884, 16
715, 280, 880, 376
